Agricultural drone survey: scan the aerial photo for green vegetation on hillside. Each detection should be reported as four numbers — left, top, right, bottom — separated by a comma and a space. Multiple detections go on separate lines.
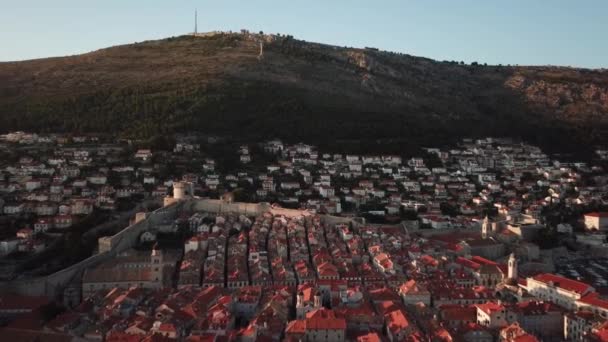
0, 33, 606, 154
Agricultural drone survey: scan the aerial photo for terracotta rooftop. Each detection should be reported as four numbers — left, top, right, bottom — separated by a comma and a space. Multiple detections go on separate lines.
305, 308, 347, 330
475, 302, 505, 315
585, 212, 608, 218
384, 309, 411, 334
513, 334, 539, 342
532, 273, 593, 294
514, 300, 562, 315
357, 332, 383, 342
578, 292, 608, 310
440, 305, 477, 321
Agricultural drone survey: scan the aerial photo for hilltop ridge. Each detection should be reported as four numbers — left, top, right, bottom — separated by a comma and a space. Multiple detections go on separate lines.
0, 31, 607, 152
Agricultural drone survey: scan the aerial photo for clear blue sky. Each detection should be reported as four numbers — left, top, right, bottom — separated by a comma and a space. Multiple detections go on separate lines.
1, 0, 606, 68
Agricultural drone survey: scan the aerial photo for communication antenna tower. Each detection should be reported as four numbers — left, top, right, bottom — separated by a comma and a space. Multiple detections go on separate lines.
194, 9, 198, 36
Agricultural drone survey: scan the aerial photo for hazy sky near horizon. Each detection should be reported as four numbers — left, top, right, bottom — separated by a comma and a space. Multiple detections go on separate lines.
1, 0, 606, 68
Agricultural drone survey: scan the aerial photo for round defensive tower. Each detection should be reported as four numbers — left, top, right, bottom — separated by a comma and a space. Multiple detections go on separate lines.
173, 181, 188, 200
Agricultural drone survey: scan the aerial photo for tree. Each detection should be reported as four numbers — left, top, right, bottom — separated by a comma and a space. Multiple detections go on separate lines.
532, 227, 560, 249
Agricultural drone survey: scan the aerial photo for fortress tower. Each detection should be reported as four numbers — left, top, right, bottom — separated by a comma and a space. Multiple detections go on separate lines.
173, 181, 194, 200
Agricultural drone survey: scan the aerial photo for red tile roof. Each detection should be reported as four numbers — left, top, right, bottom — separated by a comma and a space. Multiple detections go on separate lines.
357, 332, 382, 342
513, 334, 539, 342
515, 300, 563, 315
593, 323, 608, 342
107, 332, 142, 342
455, 257, 481, 270
532, 273, 593, 294
440, 305, 477, 321
578, 292, 608, 310
384, 309, 411, 334
185, 334, 217, 342
475, 302, 505, 315
305, 309, 346, 330
399, 280, 430, 296
470, 256, 497, 266
285, 319, 306, 334
585, 212, 608, 218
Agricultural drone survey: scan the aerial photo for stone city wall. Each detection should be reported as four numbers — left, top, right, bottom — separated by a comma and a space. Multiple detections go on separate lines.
0, 203, 181, 298
0, 251, 111, 298
190, 199, 269, 216
0, 199, 361, 299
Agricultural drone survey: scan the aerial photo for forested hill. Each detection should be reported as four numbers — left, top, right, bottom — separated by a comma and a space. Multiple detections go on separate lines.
1, 32, 607, 153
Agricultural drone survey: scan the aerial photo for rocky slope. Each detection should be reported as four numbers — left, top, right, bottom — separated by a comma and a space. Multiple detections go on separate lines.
0, 32, 607, 152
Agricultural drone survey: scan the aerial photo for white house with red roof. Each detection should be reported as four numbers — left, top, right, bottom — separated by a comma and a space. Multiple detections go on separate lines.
384, 307, 418, 341
285, 308, 346, 342
398, 279, 431, 306
475, 302, 516, 329
526, 273, 594, 310
499, 323, 539, 342
584, 212, 608, 231
372, 252, 394, 274
576, 292, 608, 319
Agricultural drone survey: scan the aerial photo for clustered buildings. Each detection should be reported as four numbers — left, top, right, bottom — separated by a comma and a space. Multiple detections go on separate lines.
3, 206, 608, 341
1, 133, 608, 341
0, 132, 179, 279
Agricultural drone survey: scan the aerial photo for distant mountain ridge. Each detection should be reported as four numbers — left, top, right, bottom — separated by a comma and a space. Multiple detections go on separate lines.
0, 32, 607, 153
